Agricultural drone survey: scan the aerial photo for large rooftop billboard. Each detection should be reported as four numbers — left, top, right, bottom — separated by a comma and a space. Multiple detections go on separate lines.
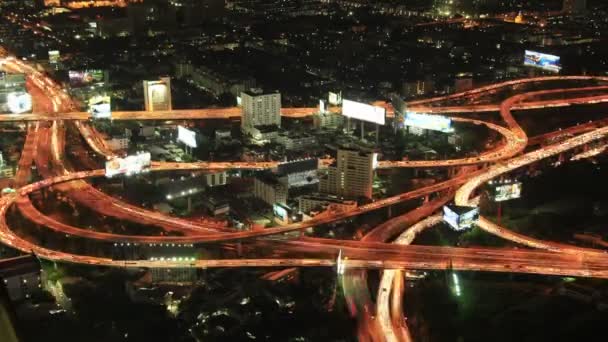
69, 70, 106, 87
404, 112, 454, 133
524, 50, 561, 73
342, 99, 386, 125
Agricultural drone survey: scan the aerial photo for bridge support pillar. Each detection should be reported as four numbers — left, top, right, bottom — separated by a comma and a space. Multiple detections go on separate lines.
447, 167, 456, 178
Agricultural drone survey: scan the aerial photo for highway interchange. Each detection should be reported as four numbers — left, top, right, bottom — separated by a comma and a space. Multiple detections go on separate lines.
1, 55, 608, 341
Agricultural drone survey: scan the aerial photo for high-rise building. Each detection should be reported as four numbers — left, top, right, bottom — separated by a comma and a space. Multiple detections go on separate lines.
240, 89, 281, 133
318, 148, 376, 199
563, 0, 586, 13
143, 77, 172, 111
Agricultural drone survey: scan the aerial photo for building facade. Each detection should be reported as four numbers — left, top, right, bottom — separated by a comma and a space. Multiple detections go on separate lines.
318, 148, 376, 199
0, 255, 41, 302
253, 173, 288, 206
241, 89, 281, 133
143, 77, 172, 112
298, 194, 357, 214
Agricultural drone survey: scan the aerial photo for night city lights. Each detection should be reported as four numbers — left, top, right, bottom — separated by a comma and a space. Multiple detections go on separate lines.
0, 0, 607, 341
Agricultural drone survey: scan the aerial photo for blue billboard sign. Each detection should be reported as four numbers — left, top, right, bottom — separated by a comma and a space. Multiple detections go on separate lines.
524, 50, 561, 72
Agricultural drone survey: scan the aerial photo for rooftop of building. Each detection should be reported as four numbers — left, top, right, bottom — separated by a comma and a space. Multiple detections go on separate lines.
255, 171, 283, 186
445, 205, 478, 215
253, 124, 280, 133
277, 158, 318, 175
277, 130, 314, 139
242, 88, 280, 97
0, 255, 40, 279
299, 193, 356, 204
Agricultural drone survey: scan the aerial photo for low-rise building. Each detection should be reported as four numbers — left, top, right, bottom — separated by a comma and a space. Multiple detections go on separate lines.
204, 171, 227, 187
0, 255, 41, 302
298, 194, 357, 214
313, 112, 344, 129
253, 172, 288, 206
247, 124, 279, 145
105, 136, 130, 151
276, 158, 318, 188
215, 129, 231, 140
202, 197, 230, 216
276, 131, 317, 151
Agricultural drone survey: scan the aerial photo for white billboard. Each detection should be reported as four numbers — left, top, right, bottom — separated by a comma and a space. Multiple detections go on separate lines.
342, 99, 386, 125
88, 95, 111, 119
178, 126, 197, 148
105, 152, 151, 178
328, 91, 342, 105
319, 99, 327, 113
7, 92, 32, 114
404, 112, 454, 133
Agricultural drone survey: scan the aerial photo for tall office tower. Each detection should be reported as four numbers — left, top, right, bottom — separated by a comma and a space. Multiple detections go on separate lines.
240, 89, 281, 132
318, 148, 376, 199
143, 77, 172, 111
563, 0, 586, 13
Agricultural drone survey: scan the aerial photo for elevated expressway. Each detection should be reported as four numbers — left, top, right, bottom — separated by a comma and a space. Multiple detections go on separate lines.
3, 56, 608, 264
4, 57, 608, 342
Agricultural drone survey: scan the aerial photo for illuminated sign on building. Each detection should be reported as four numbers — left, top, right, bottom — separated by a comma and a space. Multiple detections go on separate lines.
443, 205, 479, 231
105, 152, 151, 178
328, 91, 342, 105
69, 70, 105, 87
273, 203, 290, 222
48, 50, 60, 64
143, 77, 172, 111
488, 180, 522, 202
319, 99, 327, 113
7, 92, 32, 114
88, 95, 111, 119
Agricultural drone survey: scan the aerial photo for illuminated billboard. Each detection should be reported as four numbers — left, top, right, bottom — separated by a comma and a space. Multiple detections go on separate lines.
105, 152, 151, 178
489, 180, 522, 202
7, 92, 32, 114
177, 126, 197, 148
328, 91, 342, 105
69, 70, 105, 87
342, 99, 386, 125
48, 50, 60, 64
319, 99, 327, 113
404, 112, 454, 133
443, 205, 479, 231
143, 77, 172, 111
88, 95, 111, 119
273, 203, 289, 222
524, 50, 561, 72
